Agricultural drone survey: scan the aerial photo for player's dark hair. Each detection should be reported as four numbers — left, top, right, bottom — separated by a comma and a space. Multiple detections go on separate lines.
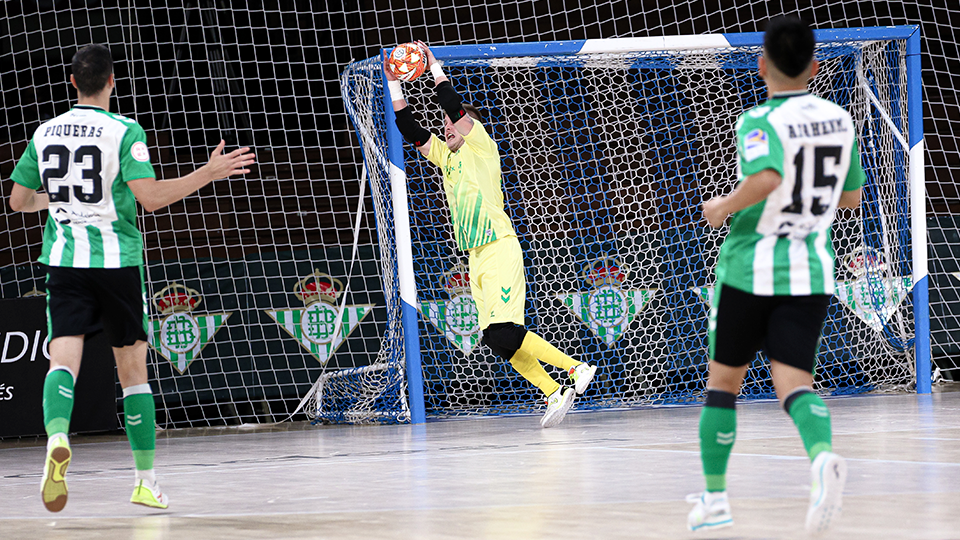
71, 44, 113, 96
462, 103, 483, 122
763, 16, 815, 78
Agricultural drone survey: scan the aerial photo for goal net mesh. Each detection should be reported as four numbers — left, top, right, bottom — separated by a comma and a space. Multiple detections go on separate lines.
344, 37, 917, 417
1, 2, 956, 432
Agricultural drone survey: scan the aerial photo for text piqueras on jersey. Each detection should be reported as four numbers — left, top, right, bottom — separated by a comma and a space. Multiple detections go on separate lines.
41, 124, 105, 138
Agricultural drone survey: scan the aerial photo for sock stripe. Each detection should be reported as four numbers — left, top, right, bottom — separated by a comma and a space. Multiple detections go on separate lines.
48, 365, 77, 383
788, 392, 833, 460
810, 404, 830, 418
122, 383, 152, 398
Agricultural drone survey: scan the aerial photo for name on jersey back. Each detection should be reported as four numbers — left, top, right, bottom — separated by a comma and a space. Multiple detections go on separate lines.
785, 118, 847, 139
43, 124, 104, 138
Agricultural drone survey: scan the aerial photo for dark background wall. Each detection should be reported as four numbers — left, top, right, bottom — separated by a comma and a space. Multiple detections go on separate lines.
1, 2, 957, 268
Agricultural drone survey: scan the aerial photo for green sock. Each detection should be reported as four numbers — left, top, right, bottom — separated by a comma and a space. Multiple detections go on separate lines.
699, 390, 737, 492
123, 385, 156, 471
787, 391, 832, 460
42, 368, 75, 438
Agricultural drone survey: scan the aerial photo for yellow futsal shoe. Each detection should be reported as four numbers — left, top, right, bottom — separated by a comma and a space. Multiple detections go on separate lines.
131, 479, 169, 509
40, 434, 72, 512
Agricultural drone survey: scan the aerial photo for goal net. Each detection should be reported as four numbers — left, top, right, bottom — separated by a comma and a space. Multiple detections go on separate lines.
1, 3, 955, 433
343, 28, 926, 419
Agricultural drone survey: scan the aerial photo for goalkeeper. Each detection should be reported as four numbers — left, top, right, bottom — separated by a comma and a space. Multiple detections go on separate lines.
384, 42, 597, 428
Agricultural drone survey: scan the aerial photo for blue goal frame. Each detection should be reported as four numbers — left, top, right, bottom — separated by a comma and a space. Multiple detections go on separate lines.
379, 26, 926, 423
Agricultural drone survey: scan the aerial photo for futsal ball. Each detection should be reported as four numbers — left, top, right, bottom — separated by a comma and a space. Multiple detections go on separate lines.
387, 42, 427, 82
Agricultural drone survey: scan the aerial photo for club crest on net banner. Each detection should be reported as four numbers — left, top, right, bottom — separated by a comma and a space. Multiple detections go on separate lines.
148, 283, 233, 375
264, 270, 373, 366
556, 258, 656, 347
420, 265, 482, 355
834, 247, 913, 333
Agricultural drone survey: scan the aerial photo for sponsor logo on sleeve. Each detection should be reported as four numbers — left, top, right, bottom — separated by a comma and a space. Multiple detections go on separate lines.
743, 128, 769, 162
131, 141, 150, 162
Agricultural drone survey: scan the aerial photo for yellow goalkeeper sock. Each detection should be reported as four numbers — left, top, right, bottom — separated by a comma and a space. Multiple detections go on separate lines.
519, 331, 580, 371
508, 349, 561, 397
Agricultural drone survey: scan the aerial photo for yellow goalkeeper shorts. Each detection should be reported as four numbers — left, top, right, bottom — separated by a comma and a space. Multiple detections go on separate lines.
468, 235, 526, 331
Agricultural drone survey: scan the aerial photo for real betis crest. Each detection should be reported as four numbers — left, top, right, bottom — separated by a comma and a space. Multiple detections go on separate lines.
556, 258, 656, 347
420, 265, 481, 355
264, 270, 373, 365
148, 283, 232, 374
834, 247, 913, 332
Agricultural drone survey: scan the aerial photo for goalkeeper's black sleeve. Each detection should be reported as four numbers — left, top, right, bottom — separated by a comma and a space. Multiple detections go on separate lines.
395, 106, 431, 148
434, 80, 466, 123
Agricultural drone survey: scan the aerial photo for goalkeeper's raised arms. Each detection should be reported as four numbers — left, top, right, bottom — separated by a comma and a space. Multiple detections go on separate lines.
419, 42, 473, 133
383, 49, 433, 152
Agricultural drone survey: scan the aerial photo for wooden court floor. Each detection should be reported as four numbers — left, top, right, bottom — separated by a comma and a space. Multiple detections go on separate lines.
2, 389, 958, 539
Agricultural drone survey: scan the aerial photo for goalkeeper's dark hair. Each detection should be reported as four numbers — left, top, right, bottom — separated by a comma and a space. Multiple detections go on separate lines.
462, 103, 483, 122
72, 44, 114, 96
763, 16, 815, 78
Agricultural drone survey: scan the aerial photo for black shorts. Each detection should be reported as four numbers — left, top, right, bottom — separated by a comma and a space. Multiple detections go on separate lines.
45, 266, 148, 348
708, 283, 831, 373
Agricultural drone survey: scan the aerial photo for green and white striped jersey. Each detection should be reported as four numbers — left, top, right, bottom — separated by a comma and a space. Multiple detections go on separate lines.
715, 91, 865, 296
10, 105, 155, 268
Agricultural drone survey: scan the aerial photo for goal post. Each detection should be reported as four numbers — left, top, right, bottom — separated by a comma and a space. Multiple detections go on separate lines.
381, 61, 427, 425
343, 25, 928, 421
906, 29, 930, 394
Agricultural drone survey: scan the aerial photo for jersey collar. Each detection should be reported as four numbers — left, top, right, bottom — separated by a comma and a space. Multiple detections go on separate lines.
770, 90, 810, 99
73, 104, 105, 111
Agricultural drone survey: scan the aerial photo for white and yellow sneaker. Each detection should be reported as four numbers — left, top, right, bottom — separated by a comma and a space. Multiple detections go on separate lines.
540, 387, 576, 428
131, 479, 169, 509
568, 363, 597, 395
41, 434, 72, 512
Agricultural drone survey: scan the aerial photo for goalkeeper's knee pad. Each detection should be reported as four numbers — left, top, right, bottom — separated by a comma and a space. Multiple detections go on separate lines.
481, 322, 527, 360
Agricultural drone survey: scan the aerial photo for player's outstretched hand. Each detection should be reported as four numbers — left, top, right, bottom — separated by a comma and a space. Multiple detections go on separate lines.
703, 197, 729, 228
383, 49, 398, 81
416, 41, 437, 67
206, 140, 256, 179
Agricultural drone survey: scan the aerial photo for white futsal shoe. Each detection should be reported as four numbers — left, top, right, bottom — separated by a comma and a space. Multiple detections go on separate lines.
687, 490, 733, 531
540, 387, 576, 428
806, 451, 847, 535
568, 363, 597, 395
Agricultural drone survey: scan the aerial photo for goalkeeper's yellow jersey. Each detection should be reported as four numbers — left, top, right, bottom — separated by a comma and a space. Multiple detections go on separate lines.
426, 120, 516, 251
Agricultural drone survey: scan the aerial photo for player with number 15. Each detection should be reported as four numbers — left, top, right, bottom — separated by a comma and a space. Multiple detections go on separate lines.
689, 17, 864, 535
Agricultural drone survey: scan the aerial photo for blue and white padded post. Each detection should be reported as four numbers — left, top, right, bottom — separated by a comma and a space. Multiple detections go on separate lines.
381, 50, 426, 423
907, 27, 931, 394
